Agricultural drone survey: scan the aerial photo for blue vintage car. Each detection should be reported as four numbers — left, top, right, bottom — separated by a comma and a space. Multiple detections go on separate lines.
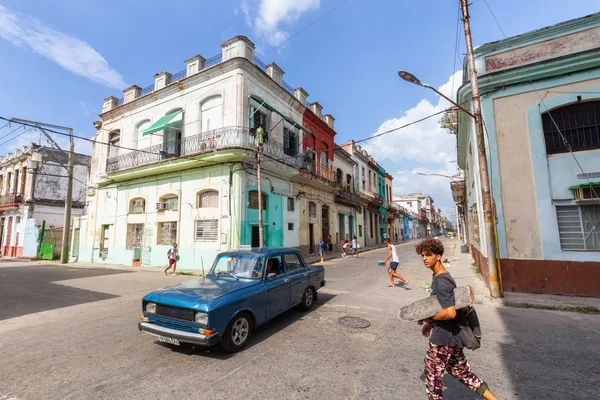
138, 248, 326, 352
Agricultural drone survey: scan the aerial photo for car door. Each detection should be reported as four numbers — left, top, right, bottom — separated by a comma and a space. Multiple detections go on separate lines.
264, 254, 290, 320
284, 252, 308, 307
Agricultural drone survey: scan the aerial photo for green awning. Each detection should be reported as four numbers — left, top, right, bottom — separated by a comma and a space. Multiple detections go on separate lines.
250, 95, 313, 137
143, 110, 183, 136
569, 182, 600, 190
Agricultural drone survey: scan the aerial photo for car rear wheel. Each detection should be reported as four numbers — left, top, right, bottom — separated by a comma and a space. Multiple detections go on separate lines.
220, 312, 253, 352
300, 287, 315, 311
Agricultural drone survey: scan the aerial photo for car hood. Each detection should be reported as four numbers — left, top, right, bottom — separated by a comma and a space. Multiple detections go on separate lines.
143, 277, 260, 310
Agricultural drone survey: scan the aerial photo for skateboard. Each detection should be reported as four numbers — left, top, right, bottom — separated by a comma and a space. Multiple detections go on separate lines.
398, 285, 474, 322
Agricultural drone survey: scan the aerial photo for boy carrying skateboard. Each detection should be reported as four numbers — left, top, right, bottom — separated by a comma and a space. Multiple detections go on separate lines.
382, 237, 409, 288
415, 238, 497, 400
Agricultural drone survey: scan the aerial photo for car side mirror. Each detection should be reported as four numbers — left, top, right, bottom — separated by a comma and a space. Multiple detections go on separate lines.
267, 273, 277, 279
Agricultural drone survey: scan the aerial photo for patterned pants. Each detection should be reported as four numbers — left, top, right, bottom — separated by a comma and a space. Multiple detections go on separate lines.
424, 342, 489, 399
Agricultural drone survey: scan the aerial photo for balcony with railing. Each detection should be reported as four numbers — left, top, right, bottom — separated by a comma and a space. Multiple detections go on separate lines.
335, 183, 361, 207
0, 192, 23, 207
106, 126, 307, 174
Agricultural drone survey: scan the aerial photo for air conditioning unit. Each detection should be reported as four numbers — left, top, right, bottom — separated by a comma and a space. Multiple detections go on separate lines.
156, 202, 164, 211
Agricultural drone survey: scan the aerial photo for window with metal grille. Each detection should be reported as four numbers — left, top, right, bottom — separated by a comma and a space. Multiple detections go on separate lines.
358, 224, 362, 237
309, 201, 316, 217
159, 195, 179, 211
542, 101, 600, 155
249, 190, 267, 210
556, 205, 600, 251
130, 198, 145, 214
569, 184, 600, 202
197, 190, 219, 208
195, 219, 219, 241
287, 197, 294, 211
158, 222, 177, 245
288, 223, 294, 231
126, 224, 144, 249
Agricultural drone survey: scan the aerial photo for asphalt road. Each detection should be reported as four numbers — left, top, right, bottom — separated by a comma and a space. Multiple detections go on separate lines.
0, 241, 598, 400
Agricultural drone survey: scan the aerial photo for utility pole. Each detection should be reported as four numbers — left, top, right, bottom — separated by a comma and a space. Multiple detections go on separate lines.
10, 118, 75, 264
459, 0, 502, 297
62, 136, 75, 263
256, 151, 264, 248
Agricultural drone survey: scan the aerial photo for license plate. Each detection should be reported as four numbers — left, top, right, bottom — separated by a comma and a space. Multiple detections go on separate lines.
157, 335, 180, 346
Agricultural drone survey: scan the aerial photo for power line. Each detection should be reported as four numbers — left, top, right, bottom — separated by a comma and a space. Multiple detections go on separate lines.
0, 125, 25, 141
482, 0, 598, 199
0, 127, 34, 147
263, 0, 351, 57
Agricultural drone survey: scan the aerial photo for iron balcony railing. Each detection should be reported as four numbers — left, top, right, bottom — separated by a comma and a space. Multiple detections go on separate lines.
0, 192, 23, 206
106, 126, 305, 173
335, 190, 361, 206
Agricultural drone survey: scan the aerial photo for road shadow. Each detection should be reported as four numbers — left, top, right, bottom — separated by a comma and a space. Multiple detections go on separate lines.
0, 265, 130, 320
494, 306, 600, 400
161, 292, 337, 359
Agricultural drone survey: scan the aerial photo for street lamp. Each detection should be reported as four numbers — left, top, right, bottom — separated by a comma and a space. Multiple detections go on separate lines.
398, 65, 502, 298
397, 70, 475, 119
414, 172, 462, 181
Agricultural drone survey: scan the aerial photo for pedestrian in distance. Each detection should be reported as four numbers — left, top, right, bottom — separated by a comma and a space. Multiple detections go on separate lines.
382, 237, 409, 288
415, 238, 497, 400
351, 235, 360, 258
318, 237, 325, 263
164, 243, 179, 275
327, 233, 333, 254
395, 233, 399, 243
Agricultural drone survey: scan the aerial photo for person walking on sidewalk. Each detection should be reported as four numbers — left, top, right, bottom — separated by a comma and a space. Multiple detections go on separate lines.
382, 237, 409, 288
318, 237, 325, 263
351, 236, 360, 258
415, 238, 497, 400
164, 243, 179, 275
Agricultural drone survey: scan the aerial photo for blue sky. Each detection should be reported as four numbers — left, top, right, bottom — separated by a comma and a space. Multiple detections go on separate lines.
1, 0, 599, 218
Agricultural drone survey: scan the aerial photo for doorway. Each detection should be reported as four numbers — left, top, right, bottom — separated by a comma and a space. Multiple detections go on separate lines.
309, 223, 314, 254
322, 206, 330, 244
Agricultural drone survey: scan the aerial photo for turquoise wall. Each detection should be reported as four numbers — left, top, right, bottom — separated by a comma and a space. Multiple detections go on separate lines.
241, 185, 284, 248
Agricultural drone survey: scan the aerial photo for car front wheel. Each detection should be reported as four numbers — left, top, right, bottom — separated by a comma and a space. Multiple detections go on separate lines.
220, 312, 253, 352
300, 287, 315, 311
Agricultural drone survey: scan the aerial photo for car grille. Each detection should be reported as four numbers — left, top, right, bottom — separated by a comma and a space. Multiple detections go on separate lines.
156, 304, 195, 322
152, 316, 198, 333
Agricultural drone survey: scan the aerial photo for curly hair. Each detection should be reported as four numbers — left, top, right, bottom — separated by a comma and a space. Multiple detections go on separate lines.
415, 238, 444, 256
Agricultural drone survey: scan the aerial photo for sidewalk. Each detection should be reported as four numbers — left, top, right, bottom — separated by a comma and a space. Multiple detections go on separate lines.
448, 240, 600, 313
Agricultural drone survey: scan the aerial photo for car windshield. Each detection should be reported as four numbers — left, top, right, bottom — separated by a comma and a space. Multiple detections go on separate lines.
209, 254, 264, 279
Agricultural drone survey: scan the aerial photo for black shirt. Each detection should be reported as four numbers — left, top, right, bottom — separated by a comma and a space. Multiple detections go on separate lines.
430, 272, 462, 348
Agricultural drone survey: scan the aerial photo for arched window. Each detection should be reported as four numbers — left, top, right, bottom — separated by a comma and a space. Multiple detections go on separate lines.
135, 119, 151, 150
197, 190, 219, 208
129, 198, 146, 214
336, 168, 343, 185
249, 190, 267, 210
158, 194, 179, 211
108, 130, 120, 158
309, 201, 316, 217
320, 141, 328, 166
201, 96, 223, 132
542, 101, 600, 155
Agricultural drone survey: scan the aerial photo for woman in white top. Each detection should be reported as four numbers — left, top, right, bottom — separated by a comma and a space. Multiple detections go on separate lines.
164, 243, 178, 275
382, 238, 409, 288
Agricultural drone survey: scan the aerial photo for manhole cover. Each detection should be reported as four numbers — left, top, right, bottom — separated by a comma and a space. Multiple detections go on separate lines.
338, 316, 370, 329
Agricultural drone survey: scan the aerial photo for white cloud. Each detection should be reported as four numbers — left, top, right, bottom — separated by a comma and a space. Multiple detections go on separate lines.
0, 5, 127, 89
373, 71, 463, 212
242, 0, 320, 47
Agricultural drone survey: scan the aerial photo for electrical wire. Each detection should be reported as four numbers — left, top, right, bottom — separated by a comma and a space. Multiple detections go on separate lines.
262, 0, 351, 57
0, 125, 25, 142
482, 0, 598, 199
0, 127, 34, 147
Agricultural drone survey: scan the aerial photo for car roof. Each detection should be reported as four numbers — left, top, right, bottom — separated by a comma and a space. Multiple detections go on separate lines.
218, 247, 301, 257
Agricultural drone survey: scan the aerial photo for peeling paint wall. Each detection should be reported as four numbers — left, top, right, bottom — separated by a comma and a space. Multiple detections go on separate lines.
485, 26, 600, 72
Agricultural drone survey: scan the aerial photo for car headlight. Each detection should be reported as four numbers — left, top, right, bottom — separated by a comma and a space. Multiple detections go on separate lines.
145, 302, 157, 314
195, 312, 208, 325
